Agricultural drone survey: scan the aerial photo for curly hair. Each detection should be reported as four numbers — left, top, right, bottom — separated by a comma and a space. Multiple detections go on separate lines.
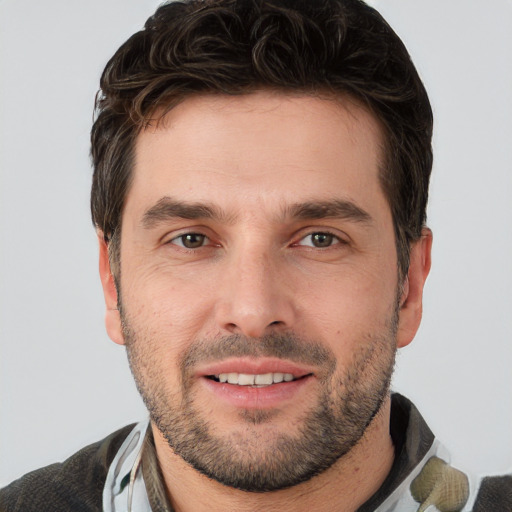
91, 0, 433, 281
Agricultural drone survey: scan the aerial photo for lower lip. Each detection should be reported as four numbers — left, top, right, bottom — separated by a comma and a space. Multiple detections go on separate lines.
201, 376, 313, 409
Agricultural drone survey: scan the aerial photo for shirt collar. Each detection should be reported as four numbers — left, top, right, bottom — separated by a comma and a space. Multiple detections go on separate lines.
103, 394, 471, 512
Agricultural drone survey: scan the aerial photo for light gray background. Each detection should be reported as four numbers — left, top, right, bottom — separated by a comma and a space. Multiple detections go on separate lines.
1, 0, 511, 487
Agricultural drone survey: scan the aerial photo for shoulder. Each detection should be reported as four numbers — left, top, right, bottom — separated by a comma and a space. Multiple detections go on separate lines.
473, 474, 512, 511
0, 424, 136, 512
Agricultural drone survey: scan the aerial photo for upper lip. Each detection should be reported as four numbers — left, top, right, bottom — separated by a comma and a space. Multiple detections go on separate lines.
196, 357, 316, 379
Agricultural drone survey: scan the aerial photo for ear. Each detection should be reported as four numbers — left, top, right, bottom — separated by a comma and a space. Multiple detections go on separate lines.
98, 232, 125, 345
396, 228, 432, 348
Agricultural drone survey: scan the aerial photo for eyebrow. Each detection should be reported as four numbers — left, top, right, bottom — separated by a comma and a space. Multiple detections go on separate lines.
285, 199, 373, 224
142, 197, 232, 228
141, 196, 373, 229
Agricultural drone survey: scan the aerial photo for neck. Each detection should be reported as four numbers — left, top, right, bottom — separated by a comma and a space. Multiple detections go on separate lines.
152, 396, 394, 512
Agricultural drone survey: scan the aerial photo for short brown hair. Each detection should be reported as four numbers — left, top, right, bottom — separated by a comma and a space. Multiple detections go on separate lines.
91, 0, 433, 280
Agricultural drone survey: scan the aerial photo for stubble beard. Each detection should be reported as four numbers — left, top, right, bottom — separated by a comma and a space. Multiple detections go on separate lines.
122, 312, 397, 492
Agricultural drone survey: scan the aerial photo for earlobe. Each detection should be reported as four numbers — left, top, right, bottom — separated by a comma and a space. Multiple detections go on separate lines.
98, 232, 125, 346
397, 228, 432, 348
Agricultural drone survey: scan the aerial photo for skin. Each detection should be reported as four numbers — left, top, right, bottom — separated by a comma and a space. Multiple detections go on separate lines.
98, 91, 432, 511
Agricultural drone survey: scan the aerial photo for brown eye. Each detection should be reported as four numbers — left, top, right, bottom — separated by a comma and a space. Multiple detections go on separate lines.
311, 233, 334, 247
173, 233, 208, 249
297, 232, 340, 248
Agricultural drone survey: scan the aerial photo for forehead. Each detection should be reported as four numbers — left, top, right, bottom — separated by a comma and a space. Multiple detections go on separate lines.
127, 91, 388, 223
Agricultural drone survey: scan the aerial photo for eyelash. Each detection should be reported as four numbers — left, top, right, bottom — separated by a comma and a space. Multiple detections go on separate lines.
168, 230, 345, 250
169, 233, 212, 250
294, 231, 343, 248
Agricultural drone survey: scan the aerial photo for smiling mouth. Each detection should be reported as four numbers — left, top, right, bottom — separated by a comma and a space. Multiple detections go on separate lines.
207, 372, 312, 387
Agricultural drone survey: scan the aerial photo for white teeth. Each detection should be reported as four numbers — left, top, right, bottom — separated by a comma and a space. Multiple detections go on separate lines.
227, 373, 239, 384
238, 374, 255, 385
254, 373, 273, 385
217, 372, 295, 386
273, 372, 284, 383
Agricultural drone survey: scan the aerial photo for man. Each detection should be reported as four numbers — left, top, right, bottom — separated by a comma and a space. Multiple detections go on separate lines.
1, 0, 510, 510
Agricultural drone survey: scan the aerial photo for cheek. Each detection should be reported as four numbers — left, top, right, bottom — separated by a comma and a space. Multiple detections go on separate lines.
293, 270, 398, 377
298, 262, 398, 327
122, 260, 214, 339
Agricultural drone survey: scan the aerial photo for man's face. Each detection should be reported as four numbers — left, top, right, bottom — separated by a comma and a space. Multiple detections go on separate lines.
108, 92, 406, 491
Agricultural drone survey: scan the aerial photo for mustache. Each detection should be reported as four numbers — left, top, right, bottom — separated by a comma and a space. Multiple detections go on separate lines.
180, 333, 337, 373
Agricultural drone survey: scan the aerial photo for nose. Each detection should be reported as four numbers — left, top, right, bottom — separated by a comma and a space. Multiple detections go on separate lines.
215, 245, 295, 338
